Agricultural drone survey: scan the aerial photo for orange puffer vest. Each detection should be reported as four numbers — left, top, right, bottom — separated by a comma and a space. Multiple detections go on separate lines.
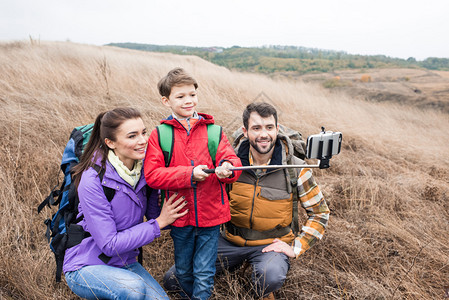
224, 134, 303, 246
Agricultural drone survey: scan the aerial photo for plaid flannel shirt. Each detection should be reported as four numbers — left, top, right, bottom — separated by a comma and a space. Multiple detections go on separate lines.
292, 168, 330, 258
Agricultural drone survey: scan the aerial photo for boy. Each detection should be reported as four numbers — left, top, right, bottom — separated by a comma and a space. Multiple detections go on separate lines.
144, 68, 242, 300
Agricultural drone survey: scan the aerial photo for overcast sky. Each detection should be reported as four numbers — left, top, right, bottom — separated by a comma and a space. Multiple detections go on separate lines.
1, 0, 448, 60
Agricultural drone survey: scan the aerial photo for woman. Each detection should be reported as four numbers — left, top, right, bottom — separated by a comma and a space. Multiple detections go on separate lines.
64, 107, 187, 299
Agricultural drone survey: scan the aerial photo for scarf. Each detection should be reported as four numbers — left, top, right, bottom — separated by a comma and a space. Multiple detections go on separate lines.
107, 150, 142, 189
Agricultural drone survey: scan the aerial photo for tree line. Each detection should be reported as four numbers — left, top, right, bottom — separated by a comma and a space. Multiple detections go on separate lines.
106, 43, 449, 74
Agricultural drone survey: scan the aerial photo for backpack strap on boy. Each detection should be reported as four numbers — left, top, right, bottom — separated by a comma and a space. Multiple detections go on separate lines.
206, 124, 222, 166
157, 124, 175, 168
157, 123, 222, 166
156, 123, 222, 203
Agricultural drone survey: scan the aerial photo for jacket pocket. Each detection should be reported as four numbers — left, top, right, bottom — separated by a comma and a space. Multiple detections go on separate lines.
259, 186, 291, 200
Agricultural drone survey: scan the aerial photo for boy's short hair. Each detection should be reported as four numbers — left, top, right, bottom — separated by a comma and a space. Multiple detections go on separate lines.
157, 67, 198, 97
243, 102, 278, 129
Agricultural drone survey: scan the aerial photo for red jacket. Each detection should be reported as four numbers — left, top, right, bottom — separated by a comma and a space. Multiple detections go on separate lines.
144, 113, 242, 227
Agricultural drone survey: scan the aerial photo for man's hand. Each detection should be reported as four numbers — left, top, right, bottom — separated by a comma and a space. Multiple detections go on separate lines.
261, 238, 295, 258
215, 161, 233, 179
193, 165, 210, 182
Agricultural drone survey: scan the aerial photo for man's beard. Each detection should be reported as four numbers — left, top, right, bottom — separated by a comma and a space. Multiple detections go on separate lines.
249, 138, 275, 155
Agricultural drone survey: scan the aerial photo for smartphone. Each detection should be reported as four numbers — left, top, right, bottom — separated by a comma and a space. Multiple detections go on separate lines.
306, 131, 342, 159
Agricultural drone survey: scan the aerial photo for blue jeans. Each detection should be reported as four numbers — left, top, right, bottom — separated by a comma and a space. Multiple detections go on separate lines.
170, 225, 220, 300
65, 262, 169, 300
164, 235, 290, 298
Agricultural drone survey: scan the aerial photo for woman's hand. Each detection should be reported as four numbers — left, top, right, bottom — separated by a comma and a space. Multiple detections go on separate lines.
155, 193, 188, 229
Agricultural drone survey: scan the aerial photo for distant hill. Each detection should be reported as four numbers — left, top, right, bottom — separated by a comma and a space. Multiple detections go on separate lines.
106, 42, 449, 74
106, 43, 449, 114
297, 68, 449, 114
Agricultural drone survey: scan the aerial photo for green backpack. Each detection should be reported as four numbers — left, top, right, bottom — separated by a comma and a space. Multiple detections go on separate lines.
156, 123, 222, 202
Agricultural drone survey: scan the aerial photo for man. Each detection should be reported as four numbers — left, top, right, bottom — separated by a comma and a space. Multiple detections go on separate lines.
164, 102, 330, 299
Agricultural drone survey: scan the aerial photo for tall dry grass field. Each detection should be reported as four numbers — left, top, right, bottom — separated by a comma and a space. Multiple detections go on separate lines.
1, 41, 448, 299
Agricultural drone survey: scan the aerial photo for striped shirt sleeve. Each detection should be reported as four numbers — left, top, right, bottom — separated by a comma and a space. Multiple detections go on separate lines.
292, 168, 330, 259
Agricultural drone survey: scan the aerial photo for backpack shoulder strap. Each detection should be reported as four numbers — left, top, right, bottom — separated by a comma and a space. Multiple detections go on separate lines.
92, 164, 115, 202
99, 186, 152, 266
287, 157, 300, 236
157, 124, 174, 167
156, 124, 174, 206
138, 186, 153, 265
207, 124, 222, 167
157, 123, 222, 167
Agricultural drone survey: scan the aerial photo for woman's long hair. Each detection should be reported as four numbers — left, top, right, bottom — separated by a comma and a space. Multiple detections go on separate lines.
72, 107, 142, 187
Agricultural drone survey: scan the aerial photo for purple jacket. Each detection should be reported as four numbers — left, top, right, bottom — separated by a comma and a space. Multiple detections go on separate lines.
63, 160, 160, 273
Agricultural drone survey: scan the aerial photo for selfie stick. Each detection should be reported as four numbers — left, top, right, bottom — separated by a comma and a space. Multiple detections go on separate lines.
203, 159, 329, 174
204, 126, 339, 173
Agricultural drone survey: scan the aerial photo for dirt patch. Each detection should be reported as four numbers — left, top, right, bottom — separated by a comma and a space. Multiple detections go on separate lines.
297, 68, 449, 113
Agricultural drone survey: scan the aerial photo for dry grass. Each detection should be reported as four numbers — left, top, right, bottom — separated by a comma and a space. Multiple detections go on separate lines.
1, 41, 448, 299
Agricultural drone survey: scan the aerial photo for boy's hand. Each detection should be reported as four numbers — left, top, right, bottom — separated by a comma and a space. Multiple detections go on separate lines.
193, 165, 210, 182
215, 162, 233, 179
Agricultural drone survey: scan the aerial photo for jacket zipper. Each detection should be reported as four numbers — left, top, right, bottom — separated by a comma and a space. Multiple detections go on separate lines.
173, 118, 208, 226
174, 118, 190, 136
219, 181, 224, 205
192, 159, 199, 226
